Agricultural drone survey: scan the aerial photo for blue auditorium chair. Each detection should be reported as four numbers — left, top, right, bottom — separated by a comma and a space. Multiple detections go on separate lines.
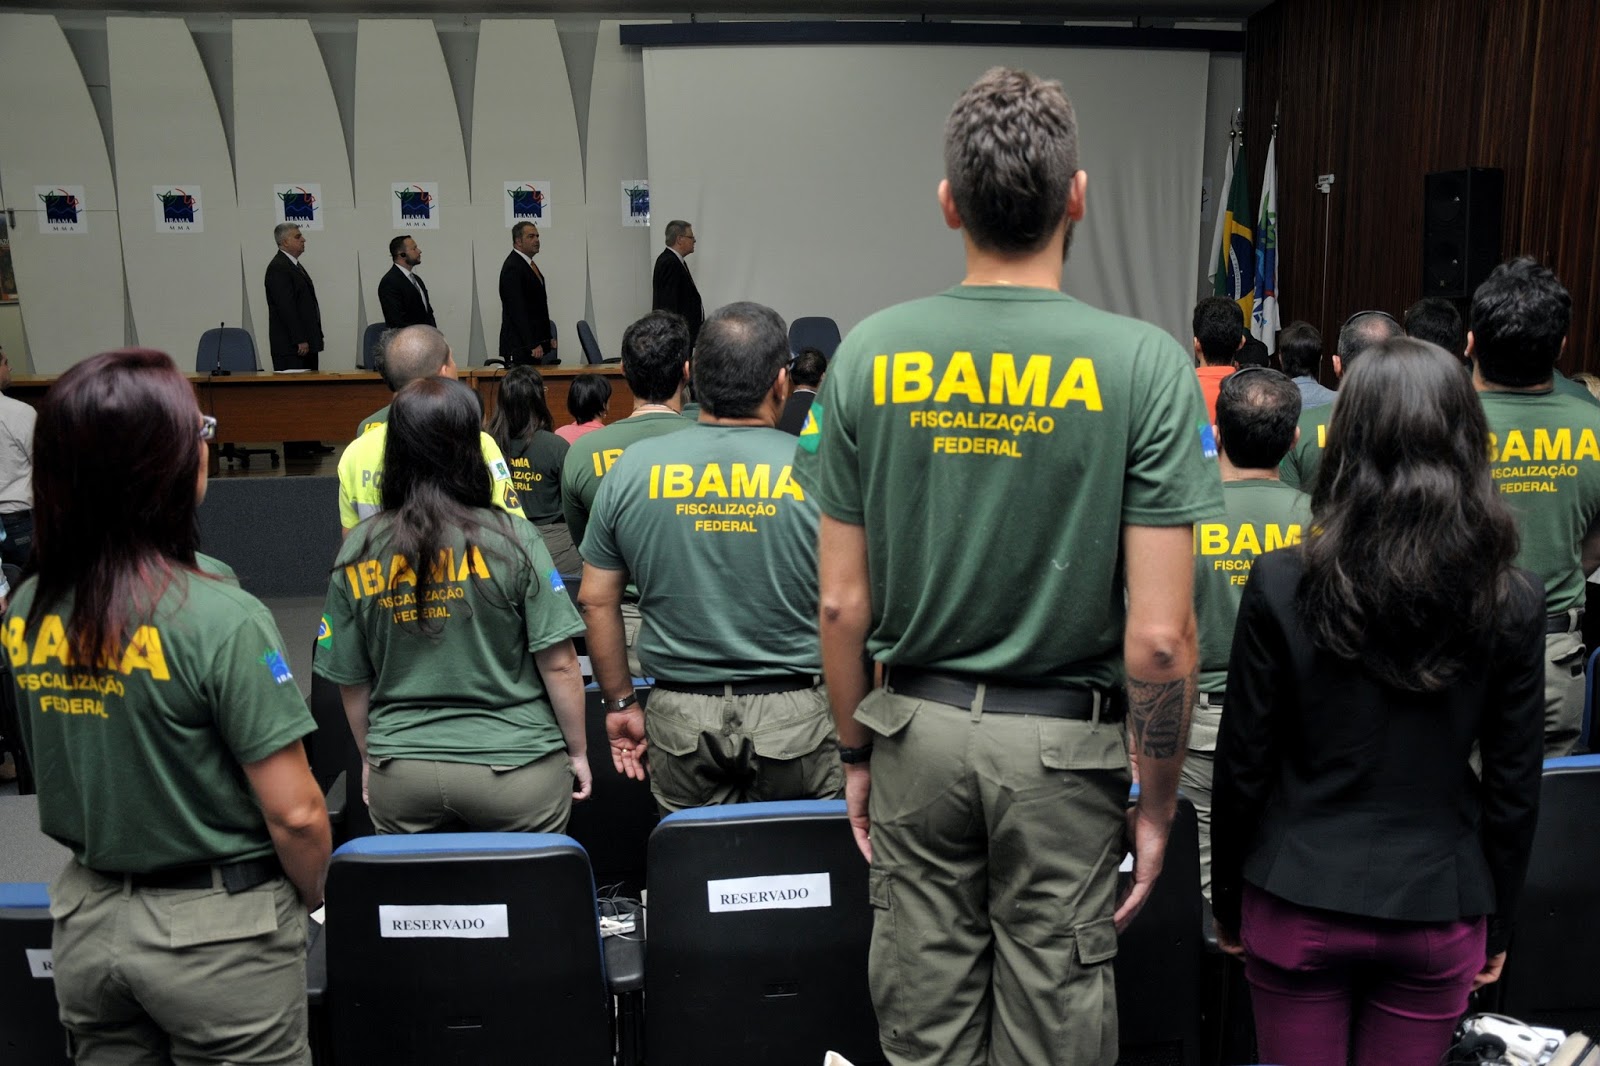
643, 799, 883, 1066
0, 882, 68, 1062
788, 316, 842, 362
1494, 754, 1600, 1037
1116, 793, 1204, 1065
1583, 647, 1600, 751
320, 833, 614, 1065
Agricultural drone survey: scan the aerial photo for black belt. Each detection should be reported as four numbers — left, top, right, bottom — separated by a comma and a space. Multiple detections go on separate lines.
1547, 609, 1585, 635
654, 675, 820, 697
90, 855, 284, 894
886, 667, 1122, 722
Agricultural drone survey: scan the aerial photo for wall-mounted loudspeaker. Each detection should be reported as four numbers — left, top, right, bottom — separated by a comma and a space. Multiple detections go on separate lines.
1423, 168, 1503, 300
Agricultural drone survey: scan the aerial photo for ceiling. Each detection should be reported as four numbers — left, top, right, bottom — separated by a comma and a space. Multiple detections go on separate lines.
11, 1, 1269, 18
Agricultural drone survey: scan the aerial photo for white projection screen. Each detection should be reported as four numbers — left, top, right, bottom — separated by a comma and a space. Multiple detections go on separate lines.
644, 44, 1208, 345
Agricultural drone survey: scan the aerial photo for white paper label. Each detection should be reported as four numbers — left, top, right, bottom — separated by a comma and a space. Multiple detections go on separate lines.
707, 873, 831, 913
578, 655, 593, 679
378, 904, 508, 938
27, 948, 54, 978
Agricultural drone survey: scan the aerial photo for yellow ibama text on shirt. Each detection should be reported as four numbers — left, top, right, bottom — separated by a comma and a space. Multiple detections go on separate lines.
872, 352, 1103, 411
647, 463, 805, 501
1489, 428, 1600, 464
2, 615, 170, 680
344, 547, 492, 600
1193, 523, 1303, 556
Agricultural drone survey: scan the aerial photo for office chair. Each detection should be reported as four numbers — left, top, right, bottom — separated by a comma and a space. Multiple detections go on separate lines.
788, 317, 843, 362
195, 328, 278, 468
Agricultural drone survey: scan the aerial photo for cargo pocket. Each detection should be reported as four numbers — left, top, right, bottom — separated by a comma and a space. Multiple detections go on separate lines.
643, 697, 703, 758
853, 687, 919, 738
48, 862, 92, 922
1038, 717, 1132, 772
866, 867, 909, 1052
168, 887, 280, 949
750, 690, 834, 760
1073, 916, 1119, 965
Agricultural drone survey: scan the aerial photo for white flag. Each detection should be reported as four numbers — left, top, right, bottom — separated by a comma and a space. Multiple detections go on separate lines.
1207, 139, 1235, 294
1251, 132, 1280, 352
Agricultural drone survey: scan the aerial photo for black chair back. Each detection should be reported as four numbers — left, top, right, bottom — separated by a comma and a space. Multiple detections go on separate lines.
578, 321, 605, 364
788, 316, 842, 362
563, 686, 658, 896
361, 322, 388, 371
644, 800, 883, 1065
196, 327, 258, 373
0, 884, 67, 1062
1116, 794, 1203, 1065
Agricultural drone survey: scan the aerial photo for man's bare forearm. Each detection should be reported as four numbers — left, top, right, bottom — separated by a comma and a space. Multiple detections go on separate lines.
1125, 674, 1192, 762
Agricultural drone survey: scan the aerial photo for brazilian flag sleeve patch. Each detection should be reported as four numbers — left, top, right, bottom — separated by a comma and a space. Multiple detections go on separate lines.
797, 400, 824, 454
316, 615, 332, 650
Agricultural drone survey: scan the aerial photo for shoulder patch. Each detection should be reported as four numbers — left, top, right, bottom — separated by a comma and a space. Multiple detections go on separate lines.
316, 615, 332, 650
261, 649, 294, 686
549, 569, 567, 593
798, 400, 823, 454
1198, 420, 1218, 460
490, 458, 511, 481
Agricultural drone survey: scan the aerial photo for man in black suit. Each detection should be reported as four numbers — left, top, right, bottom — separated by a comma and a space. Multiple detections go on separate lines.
263, 223, 323, 370
377, 235, 435, 329
778, 347, 827, 435
652, 219, 703, 347
498, 221, 556, 365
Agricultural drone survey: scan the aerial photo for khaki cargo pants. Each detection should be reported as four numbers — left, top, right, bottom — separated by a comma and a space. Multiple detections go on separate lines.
1179, 692, 1224, 901
855, 687, 1130, 1066
1544, 625, 1585, 758
643, 684, 842, 813
49, 858, 309, 1065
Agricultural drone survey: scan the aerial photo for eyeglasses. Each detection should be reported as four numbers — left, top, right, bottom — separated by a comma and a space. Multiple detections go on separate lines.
199, 415, 217, 441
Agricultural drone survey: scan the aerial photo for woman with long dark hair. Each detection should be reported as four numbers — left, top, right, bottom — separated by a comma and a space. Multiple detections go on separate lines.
1211, 338, 1545, 1066
486, 366, 580, 575
14, 348, 330, 1062
316, 376, 590, 834
555, 372, 611, 444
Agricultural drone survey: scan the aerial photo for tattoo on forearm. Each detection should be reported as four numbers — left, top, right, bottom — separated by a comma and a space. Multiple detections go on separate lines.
1125, 676, 1189, 759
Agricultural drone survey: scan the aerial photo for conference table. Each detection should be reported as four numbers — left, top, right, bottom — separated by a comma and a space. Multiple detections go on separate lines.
7, 366, 635, 445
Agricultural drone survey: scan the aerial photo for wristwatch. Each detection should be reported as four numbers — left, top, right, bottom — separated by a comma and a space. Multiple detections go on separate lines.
601, 692, 638, 712
837, 742, 874, 765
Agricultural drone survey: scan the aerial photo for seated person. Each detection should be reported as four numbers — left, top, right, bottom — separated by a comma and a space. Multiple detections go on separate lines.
317, 377, 590, 833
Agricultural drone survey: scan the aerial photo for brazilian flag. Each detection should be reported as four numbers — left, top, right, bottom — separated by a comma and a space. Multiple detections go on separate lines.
1212, 144, 1255, 323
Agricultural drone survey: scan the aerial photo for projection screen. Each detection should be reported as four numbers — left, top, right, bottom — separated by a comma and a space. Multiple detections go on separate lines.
643, 43, 1209, 345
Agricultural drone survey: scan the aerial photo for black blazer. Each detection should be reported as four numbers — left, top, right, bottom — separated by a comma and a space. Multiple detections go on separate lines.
263, 251, 323, 370
778, 389, 817, 436
498, 251, 552, 364
652, 248, 703, 345
377, 264, 436, 329
1211, 549, 1545, 954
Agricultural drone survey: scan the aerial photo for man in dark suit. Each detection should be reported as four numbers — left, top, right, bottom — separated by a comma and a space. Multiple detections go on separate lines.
498, 221, 556, 365
778, 347, 827, 435
377, 235, 435, 329
652, 219, 703, 347
263, 223, 323, 370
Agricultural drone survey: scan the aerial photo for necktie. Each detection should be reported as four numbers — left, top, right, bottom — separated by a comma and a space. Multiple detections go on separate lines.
412, 273, 430, 312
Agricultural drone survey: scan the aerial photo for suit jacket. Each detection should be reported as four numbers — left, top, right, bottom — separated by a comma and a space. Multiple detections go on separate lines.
1211, 548, 1545, 954
778, 389, 817, 436
652, 247, 703, 345
498, 250, 553, 364
377, 264, 436, 329
263, 251, 323, 370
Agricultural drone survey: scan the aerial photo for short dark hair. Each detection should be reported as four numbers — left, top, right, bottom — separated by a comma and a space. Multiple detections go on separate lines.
791, 348, 828, 389
1470, 257, 1570, 388
1193, 297, 1244, 366
693, 302, 790, 419
566, 373, 612, 423
1404, 297, 1464, 357
1278, 321, 1323, 379
511, 221, 535, 242
944, 67, 1078, 256
620, 311, 691, 403
388, 235, 411, 259
1236, 335, 1270, 369
381, 325, 450, 391
1216, 367, 1302, 469
664, 220, 692, 246
1336, 310, 1403, 366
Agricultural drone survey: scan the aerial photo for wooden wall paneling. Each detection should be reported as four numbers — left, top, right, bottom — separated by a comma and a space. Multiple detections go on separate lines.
0, 14, 126, 372
108, 17, 242, 364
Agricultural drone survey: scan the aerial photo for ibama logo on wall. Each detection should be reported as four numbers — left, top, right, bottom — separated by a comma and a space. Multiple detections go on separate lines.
153, 186, 203, 233
391, 182, 440, 229
35, 186, 87, 234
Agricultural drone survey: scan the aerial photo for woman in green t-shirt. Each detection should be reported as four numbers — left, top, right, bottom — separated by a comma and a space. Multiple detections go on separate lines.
318, 376, 590, 835
14, 348, 330, 1062
486, 365, 581, 576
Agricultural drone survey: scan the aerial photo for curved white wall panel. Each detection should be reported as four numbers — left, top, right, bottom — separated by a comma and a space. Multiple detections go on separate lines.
108, 17, 242, 365
0, 14, 125, 372
234, 20, 360, 369
469, 19, 586, 364
353, 20, 471, 353
584, 21, 662, 360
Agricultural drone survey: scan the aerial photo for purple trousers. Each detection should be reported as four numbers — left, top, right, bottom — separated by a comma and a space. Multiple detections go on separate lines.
1241, 884, 1487, 1066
